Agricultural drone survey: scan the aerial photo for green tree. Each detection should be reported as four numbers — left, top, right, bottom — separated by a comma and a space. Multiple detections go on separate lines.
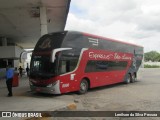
156, 54, 160, 62
144, 51, 160, 62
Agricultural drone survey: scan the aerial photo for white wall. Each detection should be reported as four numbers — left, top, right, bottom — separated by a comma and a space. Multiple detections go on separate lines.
14, 60, 19, 68
0, 46, 24, 58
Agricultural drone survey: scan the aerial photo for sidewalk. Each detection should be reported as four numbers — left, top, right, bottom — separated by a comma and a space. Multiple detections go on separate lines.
0, 75, 71, 111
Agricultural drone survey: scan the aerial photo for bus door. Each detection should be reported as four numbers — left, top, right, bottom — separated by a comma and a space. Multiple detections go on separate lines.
58, 59, 79, 92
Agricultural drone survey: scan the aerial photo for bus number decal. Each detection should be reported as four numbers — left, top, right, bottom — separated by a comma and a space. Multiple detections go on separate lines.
62, 83, 69, 88
88, 38, 99, 46
70, 74, 76, 80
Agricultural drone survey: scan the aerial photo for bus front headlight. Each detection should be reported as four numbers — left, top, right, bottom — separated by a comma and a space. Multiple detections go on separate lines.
46, 84, 53, 87
46, 81, 59, 87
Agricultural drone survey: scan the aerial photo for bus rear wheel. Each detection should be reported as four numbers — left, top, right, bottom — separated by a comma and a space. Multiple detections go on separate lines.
125, 74, 131, 84
131, 73, 136, 83
79, 79, 88, 94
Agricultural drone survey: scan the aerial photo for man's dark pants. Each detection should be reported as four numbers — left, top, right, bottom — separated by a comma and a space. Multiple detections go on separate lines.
6, 78, 13, 96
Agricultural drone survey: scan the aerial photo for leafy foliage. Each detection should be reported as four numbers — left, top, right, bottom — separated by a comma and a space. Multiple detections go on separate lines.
144, 64, 160, 68
144, 51, 160, 62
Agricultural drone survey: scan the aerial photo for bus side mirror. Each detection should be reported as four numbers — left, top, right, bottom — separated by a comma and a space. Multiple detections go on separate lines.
20, 50, 33, 63
51, 48, 72, 63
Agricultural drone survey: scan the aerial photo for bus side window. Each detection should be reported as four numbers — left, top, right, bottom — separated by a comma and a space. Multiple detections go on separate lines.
85, 60, 128, 73
59, 59, 79, 74
96, 61, 108, 70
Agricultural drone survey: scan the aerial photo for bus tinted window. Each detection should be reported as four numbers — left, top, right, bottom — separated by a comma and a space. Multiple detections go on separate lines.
100, 39, 134, 53
61, 33, 84, 56
85, 60, 128, 73
34, 32, 67, 52
30, 55, 56, 74
58, 59, 78, 74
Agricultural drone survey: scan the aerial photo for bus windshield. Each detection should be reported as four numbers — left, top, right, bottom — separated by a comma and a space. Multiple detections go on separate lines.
30, 55, 57, 77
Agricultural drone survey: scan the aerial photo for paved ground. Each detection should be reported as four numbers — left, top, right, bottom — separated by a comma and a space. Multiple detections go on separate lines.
0, 68, 160, 120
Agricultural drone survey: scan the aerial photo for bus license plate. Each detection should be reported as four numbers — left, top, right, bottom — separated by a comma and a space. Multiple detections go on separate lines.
36, 88, 41, 91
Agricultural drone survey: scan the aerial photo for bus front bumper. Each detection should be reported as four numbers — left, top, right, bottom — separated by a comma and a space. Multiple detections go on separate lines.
30, 80, 61, 94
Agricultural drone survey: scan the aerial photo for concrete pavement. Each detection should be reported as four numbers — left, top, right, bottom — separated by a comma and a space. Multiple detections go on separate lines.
0, 68, 160, 120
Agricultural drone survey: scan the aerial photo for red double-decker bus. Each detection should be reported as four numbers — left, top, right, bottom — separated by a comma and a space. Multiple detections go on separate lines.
29, 31, 143, 94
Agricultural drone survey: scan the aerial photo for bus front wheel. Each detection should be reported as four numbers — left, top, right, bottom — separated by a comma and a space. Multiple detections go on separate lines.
79, 79, 88, 94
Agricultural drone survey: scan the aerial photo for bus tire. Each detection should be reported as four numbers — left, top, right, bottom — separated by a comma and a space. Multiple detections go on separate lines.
125, 74, 131, 84
79, 79, 88, 94
134, 73, 137, 81
131, 73, 136, 83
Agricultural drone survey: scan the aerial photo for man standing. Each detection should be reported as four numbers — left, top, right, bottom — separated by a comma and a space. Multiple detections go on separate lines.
6, 65, 14, 97
26, 63, 30, 77
18, 66, 23, 77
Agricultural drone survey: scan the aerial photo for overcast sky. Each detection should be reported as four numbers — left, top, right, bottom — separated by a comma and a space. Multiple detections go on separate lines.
65, 0, 160, 53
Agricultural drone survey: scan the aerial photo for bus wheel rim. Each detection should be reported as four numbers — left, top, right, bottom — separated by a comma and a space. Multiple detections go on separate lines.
81, 82, 86, 91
